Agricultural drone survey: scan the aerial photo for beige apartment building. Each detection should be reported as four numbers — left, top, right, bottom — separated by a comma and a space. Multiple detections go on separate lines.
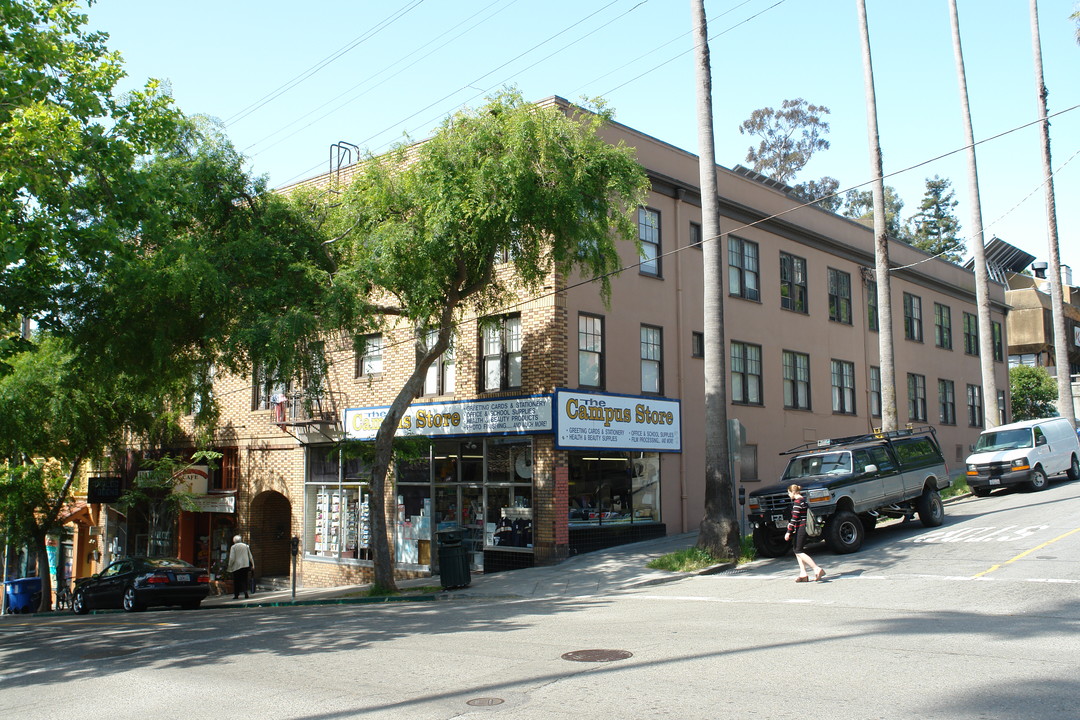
84, 97, 1009, 589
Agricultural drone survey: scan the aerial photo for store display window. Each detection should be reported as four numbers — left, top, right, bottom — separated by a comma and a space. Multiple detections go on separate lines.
568, 451, 661, 525
304, 446, 372, 562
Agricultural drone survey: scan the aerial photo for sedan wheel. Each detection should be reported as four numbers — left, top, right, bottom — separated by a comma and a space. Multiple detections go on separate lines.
122, 586, 144, 612
72, 590, 89, 615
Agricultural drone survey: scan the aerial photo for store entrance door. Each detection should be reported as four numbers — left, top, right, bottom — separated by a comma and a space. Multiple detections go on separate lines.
433, 485, 484, 571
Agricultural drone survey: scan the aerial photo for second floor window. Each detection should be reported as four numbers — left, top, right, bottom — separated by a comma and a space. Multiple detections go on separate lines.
831, 359, 856, 414
690, 221, 703, 248
639, 208, 660, 276
963, 312, 979, 355
783, 350, 811, 410
780, 252, 808, 313
934, 303, 952, 350
729, 236, 760, 301
357, 334, 384, 376
640, 325, 662, 394
481, 316, 521, 392
828, 268, 852, 324
731, 341, 762, 405
252, 365, 289, 411
908, 372, 927, 422
421, 330, 455, 396
904, 293, 923, 342
578, 313, 604, 388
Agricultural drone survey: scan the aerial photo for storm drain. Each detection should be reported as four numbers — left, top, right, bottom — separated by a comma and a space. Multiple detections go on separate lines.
561, 649, 633, 663
466, 698, 505, 707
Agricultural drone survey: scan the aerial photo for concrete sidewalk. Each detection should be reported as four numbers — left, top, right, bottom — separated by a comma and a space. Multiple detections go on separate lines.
202, 531, 720, 610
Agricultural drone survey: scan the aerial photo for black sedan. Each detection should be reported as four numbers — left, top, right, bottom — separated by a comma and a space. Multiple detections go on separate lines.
73, 557, 210, 614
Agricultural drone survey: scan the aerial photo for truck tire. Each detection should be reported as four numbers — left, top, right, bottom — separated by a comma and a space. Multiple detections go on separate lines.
1067, 455, 1079, 481
917, 488, 944, 527
1026, 466, 1049, 492
752, 525, 790, 558
824, 510, 864, 554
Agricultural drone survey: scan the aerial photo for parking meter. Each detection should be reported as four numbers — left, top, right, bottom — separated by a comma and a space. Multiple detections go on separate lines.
290, 536, 300, 557
290, 536, 300, 600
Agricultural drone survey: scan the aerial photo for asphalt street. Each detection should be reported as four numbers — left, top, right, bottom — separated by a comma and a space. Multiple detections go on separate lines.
3, 478, 1079, 720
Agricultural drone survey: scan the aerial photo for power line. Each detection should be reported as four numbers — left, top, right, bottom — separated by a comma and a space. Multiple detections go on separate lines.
223, 0, 428, 127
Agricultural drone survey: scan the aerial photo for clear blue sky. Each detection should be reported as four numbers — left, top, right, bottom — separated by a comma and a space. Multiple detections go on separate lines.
85, 0, 1080, 273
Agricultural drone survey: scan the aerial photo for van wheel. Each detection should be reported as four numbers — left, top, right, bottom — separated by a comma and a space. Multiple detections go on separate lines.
752, 525, 790, 558
917, 488, 944, 527
1067, 455, 1079, 481
824, 510, 864, 554
1027, 466, 1049, 492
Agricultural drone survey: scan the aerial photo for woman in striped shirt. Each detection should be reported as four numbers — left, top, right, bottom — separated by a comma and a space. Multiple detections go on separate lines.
784, 484, 826, 583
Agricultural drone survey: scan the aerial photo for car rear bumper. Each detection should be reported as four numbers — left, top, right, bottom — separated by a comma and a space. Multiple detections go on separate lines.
134, 585, 210, 607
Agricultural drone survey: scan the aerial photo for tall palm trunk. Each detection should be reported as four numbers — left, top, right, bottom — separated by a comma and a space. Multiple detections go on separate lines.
855, 0, 896, 431
691, 0, 738, 560
1030, 0, 1075, 424
948, 0, 1000, 428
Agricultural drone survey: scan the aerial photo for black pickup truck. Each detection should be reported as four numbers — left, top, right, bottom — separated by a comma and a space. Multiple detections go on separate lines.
747, 426, 951, 556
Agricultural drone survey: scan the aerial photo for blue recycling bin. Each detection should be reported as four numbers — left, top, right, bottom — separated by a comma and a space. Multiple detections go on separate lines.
4, 577, 43, 614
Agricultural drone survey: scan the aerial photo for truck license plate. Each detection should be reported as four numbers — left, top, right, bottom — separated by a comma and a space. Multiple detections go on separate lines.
772, 514, 785, 527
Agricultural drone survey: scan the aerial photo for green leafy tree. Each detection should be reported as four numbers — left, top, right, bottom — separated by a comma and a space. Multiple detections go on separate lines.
0, 0, 184, 370
1009, 365, 1058, 420
313, 91, 649, 590
0, 335, 173, 610
738, 98, 831, 184
909, 176, 964, 263
843, 185, 909, 241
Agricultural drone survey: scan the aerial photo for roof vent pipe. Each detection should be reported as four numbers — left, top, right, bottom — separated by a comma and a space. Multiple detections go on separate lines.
1031, 261, 1048, 279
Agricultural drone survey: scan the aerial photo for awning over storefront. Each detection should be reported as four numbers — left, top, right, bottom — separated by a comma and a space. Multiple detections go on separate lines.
59, 501, 93, 526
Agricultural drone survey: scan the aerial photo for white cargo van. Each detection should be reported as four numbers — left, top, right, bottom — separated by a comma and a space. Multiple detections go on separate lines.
965, 417, 1080, 496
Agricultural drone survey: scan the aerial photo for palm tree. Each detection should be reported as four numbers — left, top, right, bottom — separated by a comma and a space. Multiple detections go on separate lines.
948, 0, 1000, 428
691, 0, 738, 561
1029, 0, 1075, 425
855, 0, 897, 431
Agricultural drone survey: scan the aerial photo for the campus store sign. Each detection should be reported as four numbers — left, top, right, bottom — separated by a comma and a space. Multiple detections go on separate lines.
554, 389, 681, 452
343, 395, 553, 440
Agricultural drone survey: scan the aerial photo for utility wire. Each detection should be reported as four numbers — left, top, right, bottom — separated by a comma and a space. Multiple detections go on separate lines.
210, 103, 1078, 395
223, 0, 428, 127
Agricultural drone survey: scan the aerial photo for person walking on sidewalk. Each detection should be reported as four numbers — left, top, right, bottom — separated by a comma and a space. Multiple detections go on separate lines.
784, 484, 826, 583
227, 534, 255, 599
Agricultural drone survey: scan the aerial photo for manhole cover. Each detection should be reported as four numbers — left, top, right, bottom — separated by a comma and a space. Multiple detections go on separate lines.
466, 698, 504, 707
561, 649, 633, 662
82, 648, 139, 660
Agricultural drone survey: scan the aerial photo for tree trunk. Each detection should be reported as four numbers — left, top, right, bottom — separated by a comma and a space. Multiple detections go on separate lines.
32, 529, 51, 612
856, 0, 897, 432
1030, 0, 1075, 425
949, 0, 1000, 427
690, 0, 738, 561
369, 326, 454, 592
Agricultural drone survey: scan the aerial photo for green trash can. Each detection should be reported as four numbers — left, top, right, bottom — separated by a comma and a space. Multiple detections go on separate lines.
436, 526, 471, 590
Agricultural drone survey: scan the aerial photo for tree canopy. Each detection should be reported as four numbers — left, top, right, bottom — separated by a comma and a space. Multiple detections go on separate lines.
312, 90, 650, 590
1009, 365, 1058, 421
843, 185, 908, 240
909, 176, 964, 263
0, 0, 184, 370
739, 98, 831, 184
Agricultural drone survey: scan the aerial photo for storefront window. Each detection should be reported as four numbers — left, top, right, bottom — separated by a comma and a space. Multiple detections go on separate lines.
568, 451, 660, 525
304, 446, 372, 562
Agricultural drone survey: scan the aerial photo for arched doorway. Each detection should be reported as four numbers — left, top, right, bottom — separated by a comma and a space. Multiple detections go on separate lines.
249, 491, 292, 578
